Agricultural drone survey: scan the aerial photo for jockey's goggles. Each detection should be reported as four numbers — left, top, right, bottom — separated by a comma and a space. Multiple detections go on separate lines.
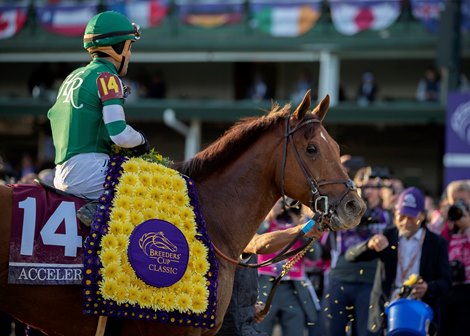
88, 22, 141, 43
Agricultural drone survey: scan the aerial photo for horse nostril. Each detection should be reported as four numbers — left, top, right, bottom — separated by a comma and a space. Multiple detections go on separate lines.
345, 199, 362, 216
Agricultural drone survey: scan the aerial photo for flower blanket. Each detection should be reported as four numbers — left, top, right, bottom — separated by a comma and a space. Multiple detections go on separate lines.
83, 155, 218, 328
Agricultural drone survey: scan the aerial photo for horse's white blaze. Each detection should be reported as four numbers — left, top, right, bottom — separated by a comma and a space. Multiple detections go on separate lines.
320, 131, 328, 142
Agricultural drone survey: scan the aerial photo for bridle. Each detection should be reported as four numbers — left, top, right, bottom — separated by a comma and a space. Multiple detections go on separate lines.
212, 112, 357, 267
212, 112, 359, 318
280, 112, 356, 230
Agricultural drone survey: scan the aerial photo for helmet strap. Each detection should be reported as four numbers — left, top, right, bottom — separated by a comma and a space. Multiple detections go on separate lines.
88, 46, 123, 63
87, 40, 132, 75
117, 56, 125, 76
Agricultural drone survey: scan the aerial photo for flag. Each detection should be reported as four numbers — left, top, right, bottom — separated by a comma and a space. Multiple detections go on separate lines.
175, 0, 244, 28
329, 0, 401, 36
0, 3, 28, 39
444, 92, 470, 185
105, 0, 169, 28
35, 1, 98, 37
250, 0, 322, 37
411, 0, 470, 33
463, 0, 470, 32
409, 0, 443, 33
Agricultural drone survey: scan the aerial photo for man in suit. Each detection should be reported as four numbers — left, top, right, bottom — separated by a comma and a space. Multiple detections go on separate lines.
345, 187, 451, 335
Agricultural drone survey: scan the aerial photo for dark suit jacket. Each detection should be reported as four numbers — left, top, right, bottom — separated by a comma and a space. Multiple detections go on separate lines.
345, 226, 451, 333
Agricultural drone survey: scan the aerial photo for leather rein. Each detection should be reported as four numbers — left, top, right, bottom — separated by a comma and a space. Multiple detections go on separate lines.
212, 113, 356, 268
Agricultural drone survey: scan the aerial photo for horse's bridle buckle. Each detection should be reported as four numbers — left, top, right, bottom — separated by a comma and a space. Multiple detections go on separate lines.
346, 179, 356, 190
314, 195, 329, 216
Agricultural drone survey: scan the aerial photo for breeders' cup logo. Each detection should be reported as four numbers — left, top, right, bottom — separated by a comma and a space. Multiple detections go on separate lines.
139, 231, 178, 255
128, 219, 189, 288
139, 232, 181, 274
451, 101, 470, 144
403, 194, 417, 209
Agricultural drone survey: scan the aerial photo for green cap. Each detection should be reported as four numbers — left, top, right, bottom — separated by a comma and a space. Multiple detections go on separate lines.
83, 11, 140, 50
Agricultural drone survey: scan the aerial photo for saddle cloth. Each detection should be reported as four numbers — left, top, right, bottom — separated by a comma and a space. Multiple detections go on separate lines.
82, 155, 219, 328
8, 183, 86, 285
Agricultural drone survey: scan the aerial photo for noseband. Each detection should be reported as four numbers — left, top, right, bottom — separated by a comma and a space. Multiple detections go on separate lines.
280, 114, 356, 229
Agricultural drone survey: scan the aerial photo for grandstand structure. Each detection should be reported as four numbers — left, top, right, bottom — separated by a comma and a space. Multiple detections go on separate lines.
0, 0, 469, 195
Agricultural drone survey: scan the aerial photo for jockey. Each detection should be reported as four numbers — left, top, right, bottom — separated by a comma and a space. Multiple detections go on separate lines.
48, 11, 149, 223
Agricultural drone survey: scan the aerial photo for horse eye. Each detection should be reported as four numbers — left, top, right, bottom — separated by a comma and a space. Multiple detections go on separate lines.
306, 144, 317, 155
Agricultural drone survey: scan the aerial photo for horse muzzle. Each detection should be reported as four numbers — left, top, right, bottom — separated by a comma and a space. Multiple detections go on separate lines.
327, 192, 366, 231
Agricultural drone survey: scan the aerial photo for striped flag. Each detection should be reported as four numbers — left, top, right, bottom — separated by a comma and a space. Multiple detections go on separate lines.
105, 0, 169, 28
250, 0, 322, 37
36, 1, 98, 37
175, 0, 244, 28
0, 3, 28, 39
329, 0, 401, 36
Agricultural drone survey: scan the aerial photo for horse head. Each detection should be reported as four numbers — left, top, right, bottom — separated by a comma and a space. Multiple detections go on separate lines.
277, 90, 366, 231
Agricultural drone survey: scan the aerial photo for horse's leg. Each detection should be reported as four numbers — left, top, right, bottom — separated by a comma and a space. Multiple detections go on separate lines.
0, 185, 99, 335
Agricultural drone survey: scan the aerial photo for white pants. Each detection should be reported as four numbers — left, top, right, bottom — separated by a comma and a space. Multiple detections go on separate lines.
54, 153, 109, 199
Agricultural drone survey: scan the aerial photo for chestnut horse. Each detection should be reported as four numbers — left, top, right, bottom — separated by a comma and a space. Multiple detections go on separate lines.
0, 91, 365, 335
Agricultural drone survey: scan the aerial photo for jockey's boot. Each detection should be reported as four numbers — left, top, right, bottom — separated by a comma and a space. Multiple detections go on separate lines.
77, 200, 99, 227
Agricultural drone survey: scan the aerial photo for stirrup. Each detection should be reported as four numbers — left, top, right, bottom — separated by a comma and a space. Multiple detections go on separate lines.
77, 201, 99, 227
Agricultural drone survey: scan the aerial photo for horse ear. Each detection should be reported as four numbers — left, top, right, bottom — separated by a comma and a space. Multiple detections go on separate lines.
312, 94, 330, 122
292, 90, 311, 120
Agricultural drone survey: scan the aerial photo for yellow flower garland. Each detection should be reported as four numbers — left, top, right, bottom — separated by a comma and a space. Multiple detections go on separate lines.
98, 158, 210, 313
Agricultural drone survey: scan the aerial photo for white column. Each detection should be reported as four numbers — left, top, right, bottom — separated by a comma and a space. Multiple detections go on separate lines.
185, 119, 201, 160
318, 51, 340, 106
163, 109, 201, 160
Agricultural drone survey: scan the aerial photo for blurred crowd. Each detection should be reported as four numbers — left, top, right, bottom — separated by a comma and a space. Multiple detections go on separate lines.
0, 153, 54, 187
219, 155, 469, 336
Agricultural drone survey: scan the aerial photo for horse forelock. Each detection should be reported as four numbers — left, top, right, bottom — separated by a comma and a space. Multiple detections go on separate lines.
173, 103, 293, 180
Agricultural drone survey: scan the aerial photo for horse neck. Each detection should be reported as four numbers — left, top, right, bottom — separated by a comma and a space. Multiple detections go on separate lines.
196, 136, 281, 258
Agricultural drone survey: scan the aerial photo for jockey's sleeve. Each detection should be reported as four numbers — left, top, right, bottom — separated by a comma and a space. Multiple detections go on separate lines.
102, 104, 144, 148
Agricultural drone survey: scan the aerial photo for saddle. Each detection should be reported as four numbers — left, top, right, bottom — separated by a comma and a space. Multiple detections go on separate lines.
35, 178, 96, 228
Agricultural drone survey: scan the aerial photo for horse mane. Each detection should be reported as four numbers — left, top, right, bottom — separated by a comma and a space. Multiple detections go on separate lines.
172, 103, 292, 181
